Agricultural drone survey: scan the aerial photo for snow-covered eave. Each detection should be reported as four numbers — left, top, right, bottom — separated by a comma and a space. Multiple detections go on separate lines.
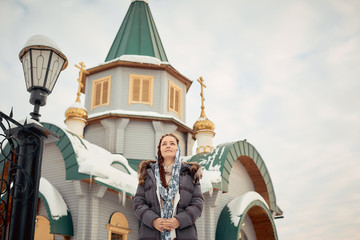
61, 126, 138, 196
39, 177, 74, 236
87, 110, 194, 133
94, 179, 135, 197
80, 55, 192, 93
182, 156, 221, 195
90, 55, 170, 69
227, 191, 269, 226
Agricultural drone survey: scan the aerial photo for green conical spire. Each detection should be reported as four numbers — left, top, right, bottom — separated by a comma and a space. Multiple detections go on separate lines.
105, 0, 168, 62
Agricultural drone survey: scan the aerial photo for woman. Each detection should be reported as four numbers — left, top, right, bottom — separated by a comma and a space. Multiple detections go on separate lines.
133, 133, 203, 240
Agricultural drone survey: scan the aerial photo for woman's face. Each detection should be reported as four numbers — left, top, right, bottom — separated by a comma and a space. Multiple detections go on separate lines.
160, 136, 178, 161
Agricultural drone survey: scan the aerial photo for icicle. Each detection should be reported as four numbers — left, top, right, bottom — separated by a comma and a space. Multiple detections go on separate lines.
122, 190, 126, 207
118, 191, 126, 207
89, 174, 92, 189
209, 187, 213, 197
118, 192, 123, 205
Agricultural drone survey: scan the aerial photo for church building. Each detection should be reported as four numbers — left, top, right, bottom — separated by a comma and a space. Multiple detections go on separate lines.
27, 0, 283, 239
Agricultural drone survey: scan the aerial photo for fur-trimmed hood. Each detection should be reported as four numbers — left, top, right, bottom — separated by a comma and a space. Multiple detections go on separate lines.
137, 160, 202, 185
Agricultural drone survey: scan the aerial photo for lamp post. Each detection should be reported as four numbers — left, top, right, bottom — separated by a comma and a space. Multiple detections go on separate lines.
19, 34, 68, 121
3, 35, 67, 240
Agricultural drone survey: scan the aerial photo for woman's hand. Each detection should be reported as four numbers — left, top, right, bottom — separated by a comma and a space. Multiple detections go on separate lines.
153, 217, 180, 232
153, 218, 164, 232
162, 217, 180, 231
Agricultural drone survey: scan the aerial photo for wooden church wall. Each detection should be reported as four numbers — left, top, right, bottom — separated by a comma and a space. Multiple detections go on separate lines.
197, 192, 215, 240
99, 190, 139, 240
124, 120, 155, 160
174, 130, 187, 156
84, 123, 106, 150
242, 214, 257, 240
41, 143, 81, 239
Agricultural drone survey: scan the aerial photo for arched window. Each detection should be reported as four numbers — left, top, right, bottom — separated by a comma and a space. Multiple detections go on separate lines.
106, 212, 131, 240
34, 215, 54, 240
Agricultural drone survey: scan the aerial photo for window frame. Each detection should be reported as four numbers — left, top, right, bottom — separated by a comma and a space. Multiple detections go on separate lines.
128, 74, 154, 106
91, 75, 112, 110
168, 80, 182, 116
106, 212, 130, 240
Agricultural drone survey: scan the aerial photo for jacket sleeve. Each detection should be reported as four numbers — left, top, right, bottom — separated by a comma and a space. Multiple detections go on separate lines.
174, 182, 204, 229
133, 183, 160, 229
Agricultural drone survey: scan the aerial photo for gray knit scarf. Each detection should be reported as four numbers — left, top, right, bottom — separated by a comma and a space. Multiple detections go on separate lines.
155, 146, 181, 240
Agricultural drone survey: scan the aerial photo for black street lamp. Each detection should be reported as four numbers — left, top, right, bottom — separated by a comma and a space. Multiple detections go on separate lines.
19, 34, 68, 121
0, 35, 67, 240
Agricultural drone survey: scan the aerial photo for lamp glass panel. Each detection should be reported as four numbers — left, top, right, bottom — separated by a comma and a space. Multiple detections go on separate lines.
30, 49, 51, 88
21, 50, 32, 91
45, 51, 65, 92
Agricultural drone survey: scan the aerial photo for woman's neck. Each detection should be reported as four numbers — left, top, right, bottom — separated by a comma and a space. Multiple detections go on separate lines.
163, 158, 174, 167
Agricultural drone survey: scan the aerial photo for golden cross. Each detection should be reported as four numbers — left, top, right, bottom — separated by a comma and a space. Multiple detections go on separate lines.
75, 62, 89, 102
197, 77, 207, 118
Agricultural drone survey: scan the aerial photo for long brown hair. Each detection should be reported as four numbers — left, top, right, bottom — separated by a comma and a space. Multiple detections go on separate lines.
157, 133, 179, 188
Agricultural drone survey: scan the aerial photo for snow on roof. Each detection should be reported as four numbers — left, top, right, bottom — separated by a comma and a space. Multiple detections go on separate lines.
68, 101, 87, 110
227, 191, 268, 226
88, 109, 191, 129
21, 34, 63, 55
199, 169, 221, 195
39, 177, 68, 219
10, 118, 43, 128
187, 146, 226, 194
59, 122, 221, 196
181, 155, 221, 195
88, 54, 170, 70
197, 145, 225, 171
63, 129, 138, 195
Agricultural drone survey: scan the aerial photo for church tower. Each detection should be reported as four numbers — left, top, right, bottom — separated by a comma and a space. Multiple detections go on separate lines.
64, 62, 88, 138
79, 0, 194, 166
193, 77, 215, 153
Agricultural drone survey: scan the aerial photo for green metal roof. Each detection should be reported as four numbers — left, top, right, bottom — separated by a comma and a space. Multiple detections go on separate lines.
216, 197, 278, 240
187, 140, 282, 215
38, 179, 74, 236
42, 123, 90, 181
42, 123, 136, 197
105, 0, 168, 62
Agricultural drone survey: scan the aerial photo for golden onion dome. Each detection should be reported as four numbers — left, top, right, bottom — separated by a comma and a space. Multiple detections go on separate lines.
193, 116, 215, 132
65, 102, 88, 121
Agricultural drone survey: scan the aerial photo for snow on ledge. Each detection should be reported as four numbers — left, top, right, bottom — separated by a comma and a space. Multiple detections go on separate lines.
182, 156, 221, 195
39, 177, 68, 219
63, 129, 138, 195
88, 54, 169, 70
88, 109, 190, 129
119, 55, 167, 65
200, 169, 221, 195
10, 118, 43, 129
227, 191, 269, 226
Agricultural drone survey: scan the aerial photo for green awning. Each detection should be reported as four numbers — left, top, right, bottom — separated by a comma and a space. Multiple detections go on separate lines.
38, 177, 74, 236
216, 191, 277, 240
187, 140, 282, 215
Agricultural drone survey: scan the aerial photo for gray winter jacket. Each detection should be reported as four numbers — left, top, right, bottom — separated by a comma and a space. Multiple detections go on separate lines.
133, 161, 203, 240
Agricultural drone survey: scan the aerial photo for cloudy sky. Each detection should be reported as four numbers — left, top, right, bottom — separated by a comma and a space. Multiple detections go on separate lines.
1, 0, 359, 239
